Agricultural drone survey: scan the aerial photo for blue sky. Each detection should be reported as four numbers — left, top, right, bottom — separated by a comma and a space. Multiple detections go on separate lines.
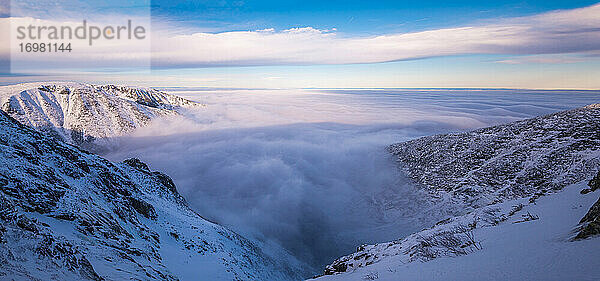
150, 0, 598, 32
1, 0, 600, 88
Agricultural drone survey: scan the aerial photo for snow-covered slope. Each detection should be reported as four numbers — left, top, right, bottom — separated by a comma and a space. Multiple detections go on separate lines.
390, 103, 600, 212
0, 110, 302, 280
315, 182, 600, 281
316, 104, 600, 279
0, 82, 202, 149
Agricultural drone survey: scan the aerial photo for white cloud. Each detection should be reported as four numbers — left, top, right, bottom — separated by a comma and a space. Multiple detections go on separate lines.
150, 4, 600, 67
495, 55, 588, 64
2, 3, 600, 70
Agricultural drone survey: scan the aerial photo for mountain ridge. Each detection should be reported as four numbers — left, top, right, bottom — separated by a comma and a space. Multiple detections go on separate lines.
0, 109, 303, 280
0, 82, 203, 150
318, 103, 600, 279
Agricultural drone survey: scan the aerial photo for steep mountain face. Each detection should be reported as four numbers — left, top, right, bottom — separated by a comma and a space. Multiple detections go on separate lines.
319, 104, 600, 277
0, 82, 202, 150
389, 103, 600, 210
0, 110, 301, 280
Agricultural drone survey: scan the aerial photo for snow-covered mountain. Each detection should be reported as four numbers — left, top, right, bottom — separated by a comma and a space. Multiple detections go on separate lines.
316, 104, 600, 280
390, 103, 600, 211
316, 179, 600, 281
0, 110, 303, 280
0, 82, 202, 150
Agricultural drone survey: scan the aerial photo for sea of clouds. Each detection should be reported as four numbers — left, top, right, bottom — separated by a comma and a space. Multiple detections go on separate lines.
103, 88, 600, 272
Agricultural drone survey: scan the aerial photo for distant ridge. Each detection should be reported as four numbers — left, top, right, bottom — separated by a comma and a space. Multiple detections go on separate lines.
0, 82, 203, 149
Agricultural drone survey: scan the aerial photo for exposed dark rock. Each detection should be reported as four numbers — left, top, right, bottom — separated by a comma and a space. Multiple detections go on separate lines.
51, 213, 77, 221
574, 197, 600, 240
122, 158, 181, 197
323, 262, 347, 275
152, 172, 179, 195
574, 171, 600, 240
97, 84, 199, 109
128, 197, 157, 220
388, 104, 600, 210
586, 171, 600, 193
16, 217, 39, 233
123, 158, 150, 172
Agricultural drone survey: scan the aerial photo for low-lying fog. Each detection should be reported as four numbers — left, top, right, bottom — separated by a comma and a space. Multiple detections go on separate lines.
103, 88, 600, 273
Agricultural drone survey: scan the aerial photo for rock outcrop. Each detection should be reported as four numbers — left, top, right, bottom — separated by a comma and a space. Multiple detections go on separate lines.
575, 171, 600, 240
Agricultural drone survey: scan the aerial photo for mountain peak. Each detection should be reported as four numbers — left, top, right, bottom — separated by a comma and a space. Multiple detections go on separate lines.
0, 82, 203, 149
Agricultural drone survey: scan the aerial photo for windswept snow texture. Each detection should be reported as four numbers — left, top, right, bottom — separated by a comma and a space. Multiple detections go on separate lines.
0, 110, 303, 281
0, 82, 202, 150
104, 88, 600, 271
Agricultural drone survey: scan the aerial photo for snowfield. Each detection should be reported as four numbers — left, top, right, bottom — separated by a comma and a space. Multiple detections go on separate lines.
314, 182, 600, 281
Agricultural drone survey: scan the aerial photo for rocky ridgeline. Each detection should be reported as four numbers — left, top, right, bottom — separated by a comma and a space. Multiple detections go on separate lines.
0, 82, 203, 150
389, 103, 600, 210
96, 85, 199, 110
0, 110, 300, 280
321, 104, 600, 276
